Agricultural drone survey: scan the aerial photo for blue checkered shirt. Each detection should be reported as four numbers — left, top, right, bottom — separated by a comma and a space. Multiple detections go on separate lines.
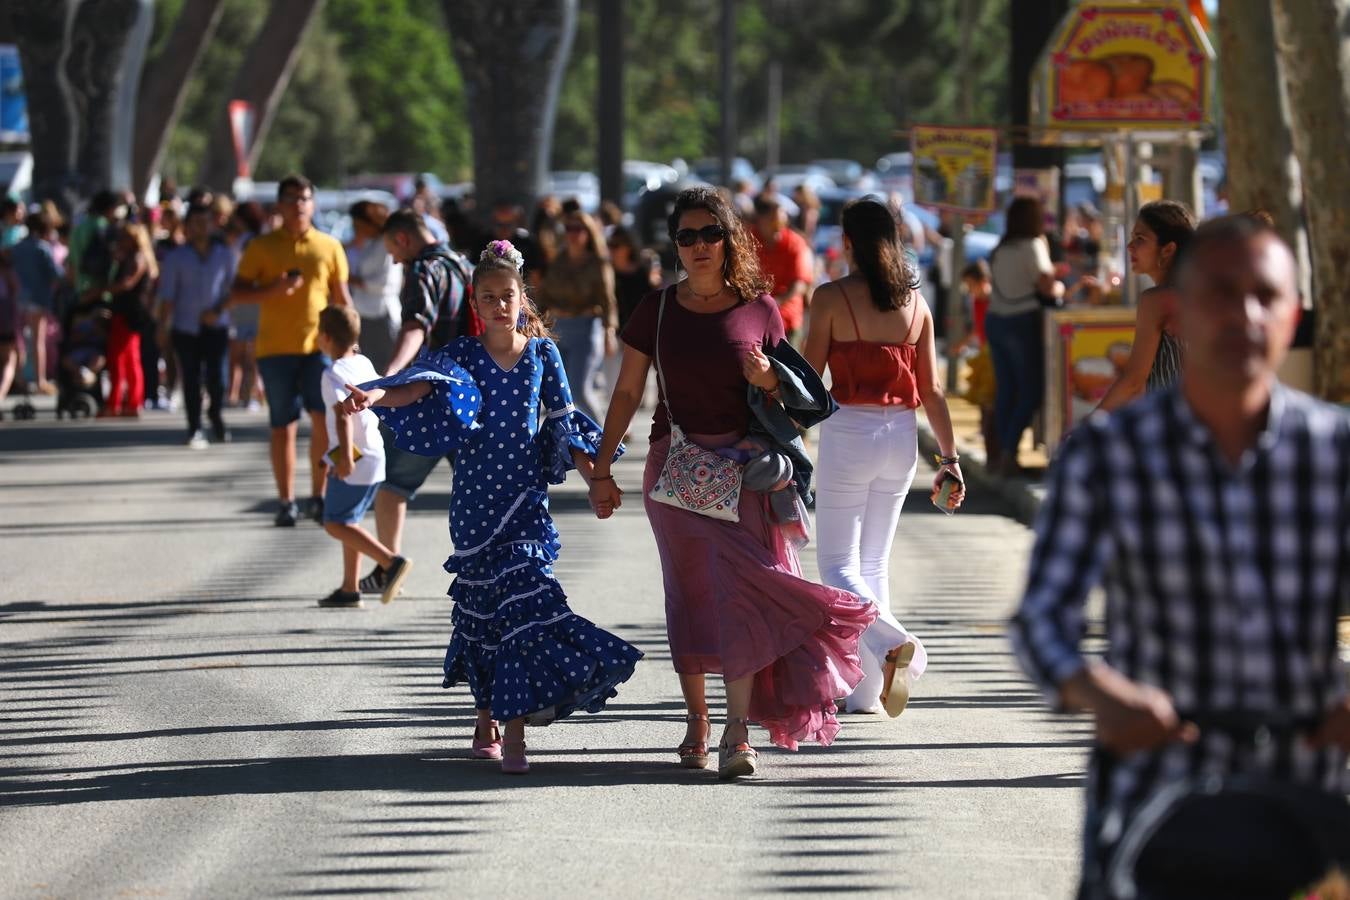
1011, 384, 1349, 846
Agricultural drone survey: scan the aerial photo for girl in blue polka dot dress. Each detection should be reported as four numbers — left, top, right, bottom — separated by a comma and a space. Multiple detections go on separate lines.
340, 240, 641, 774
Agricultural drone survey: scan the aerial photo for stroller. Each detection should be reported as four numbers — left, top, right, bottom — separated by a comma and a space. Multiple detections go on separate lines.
56, 294, 110, 419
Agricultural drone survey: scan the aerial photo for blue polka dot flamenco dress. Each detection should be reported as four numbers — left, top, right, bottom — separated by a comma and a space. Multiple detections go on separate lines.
361, 336, 641, 724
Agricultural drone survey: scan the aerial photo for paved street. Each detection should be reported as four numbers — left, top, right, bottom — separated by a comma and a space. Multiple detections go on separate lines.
1, 410, 1086, 898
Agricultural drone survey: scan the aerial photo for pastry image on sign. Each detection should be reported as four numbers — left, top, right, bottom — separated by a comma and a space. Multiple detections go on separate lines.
1040, 3, 1213, 127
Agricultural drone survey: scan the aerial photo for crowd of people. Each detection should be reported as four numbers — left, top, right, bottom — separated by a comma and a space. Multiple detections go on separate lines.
2, 166, 1347, 895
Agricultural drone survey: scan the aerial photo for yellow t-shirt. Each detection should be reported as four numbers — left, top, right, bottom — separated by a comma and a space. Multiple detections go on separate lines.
237, 228, 349, 358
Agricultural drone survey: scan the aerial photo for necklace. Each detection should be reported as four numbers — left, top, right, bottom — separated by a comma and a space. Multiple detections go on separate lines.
686, 282, 725, 302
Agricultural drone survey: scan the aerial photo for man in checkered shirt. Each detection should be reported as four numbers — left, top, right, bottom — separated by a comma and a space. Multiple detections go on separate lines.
1011, 216, 1350, 891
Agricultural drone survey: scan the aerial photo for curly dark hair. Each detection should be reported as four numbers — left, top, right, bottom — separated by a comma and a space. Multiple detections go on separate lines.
667, 187, 770, 302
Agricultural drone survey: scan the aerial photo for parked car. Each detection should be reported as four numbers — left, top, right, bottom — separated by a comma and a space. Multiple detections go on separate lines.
874, 152, 913, 198
1063, 157, 1107, 211
623, 160, 679, 211
808, 158, 878, 190
319, 189, 400, 244
690, 157, 760, 190
545, 170, 600, 213
344, 172, 448, 203
756, 164, 836, 198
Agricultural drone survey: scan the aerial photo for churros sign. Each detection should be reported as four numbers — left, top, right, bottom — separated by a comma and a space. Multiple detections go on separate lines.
1038, 2, 1213, 128
910, 126, 998, 214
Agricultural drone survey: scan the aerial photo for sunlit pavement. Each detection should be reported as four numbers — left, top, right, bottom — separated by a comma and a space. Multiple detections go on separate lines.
0, 408, 1084, 898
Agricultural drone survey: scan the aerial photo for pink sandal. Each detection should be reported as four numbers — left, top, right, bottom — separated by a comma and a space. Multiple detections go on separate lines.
501, 738, 529, 775
472, 723, 503, 760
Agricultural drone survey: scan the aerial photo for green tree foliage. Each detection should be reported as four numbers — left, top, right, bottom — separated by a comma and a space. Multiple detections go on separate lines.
322, 0, 470, 179
552, 0, 1010, 171
154, 0, 1010, 187
158, 0, 467, 188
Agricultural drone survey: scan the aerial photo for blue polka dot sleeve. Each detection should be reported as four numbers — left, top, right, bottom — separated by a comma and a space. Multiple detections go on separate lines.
536, 338, 624, 484
358, 348, 483, 456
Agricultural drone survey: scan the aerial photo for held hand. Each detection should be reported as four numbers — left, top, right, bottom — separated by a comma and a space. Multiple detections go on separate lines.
930, 464, 966, 512
339, 383, 382, 415
588, 477, 624, 520
1087, 667, 1198, 755
741, 345, 778, 391
1308, 697, 1350, 752
200, 308, 220, 328
335, 453, 355, 480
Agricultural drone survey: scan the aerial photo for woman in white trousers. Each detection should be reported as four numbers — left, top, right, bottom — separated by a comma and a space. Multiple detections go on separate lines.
804, 197, 965, 715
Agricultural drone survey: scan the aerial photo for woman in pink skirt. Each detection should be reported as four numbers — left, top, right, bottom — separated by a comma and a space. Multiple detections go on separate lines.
588, 187, 875, 779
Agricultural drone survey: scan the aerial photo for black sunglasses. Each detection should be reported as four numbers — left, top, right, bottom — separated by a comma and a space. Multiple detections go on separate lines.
674, 225, 727, 247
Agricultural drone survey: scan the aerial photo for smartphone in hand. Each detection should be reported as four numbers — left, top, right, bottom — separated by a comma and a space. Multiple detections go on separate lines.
931, 470, 963, 515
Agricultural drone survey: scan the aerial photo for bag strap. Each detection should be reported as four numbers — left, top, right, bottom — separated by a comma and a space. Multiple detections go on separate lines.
653, 285, 681, 429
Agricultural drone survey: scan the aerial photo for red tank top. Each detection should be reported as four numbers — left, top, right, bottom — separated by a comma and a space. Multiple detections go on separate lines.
827, 285, 922, 408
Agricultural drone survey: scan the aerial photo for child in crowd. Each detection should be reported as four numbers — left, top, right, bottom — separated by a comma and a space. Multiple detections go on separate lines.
339, 240, 640, 775
960, 260, 999, 464
316, 305, 412, 608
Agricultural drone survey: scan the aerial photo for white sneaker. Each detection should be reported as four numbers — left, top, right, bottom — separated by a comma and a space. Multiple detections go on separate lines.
187, 430, 210, 450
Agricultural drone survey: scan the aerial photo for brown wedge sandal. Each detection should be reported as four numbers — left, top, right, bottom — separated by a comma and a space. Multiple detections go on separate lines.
677, 713, 711, 769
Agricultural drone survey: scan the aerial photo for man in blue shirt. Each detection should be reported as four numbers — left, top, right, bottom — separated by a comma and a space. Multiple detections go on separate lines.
159, 205, 237, 448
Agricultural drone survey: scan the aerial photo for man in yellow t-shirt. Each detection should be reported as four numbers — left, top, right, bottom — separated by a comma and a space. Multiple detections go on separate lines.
226, 174, 352, 527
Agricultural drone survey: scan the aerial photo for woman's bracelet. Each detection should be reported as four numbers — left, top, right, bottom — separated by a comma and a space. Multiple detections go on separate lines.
936, 454, 960, 467
591, 473, 615, 482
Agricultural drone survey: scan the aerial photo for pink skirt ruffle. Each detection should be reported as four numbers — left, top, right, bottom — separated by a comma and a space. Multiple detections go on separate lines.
643, 435, 877, 750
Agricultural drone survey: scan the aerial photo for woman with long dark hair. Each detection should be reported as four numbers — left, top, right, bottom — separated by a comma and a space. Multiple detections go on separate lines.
803, 197, 964, 715
985, 196, 1063, 474
1093, 200, 1197, 412
587, 187, 875, 779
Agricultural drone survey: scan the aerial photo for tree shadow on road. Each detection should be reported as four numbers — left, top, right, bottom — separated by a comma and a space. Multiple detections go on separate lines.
0, 751, 742, 808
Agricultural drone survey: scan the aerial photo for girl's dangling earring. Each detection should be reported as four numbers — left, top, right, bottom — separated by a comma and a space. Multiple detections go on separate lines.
516, 310, 528, 331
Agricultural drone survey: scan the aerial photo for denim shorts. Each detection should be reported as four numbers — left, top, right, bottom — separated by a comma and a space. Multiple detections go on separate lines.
257, 352, 328, 428
323, 474, 380, 524
379, 423, 453, 500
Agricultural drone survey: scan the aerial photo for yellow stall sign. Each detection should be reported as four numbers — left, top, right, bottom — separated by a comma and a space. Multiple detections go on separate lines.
910, 125, 998, 214
1034, 2, 1215, 130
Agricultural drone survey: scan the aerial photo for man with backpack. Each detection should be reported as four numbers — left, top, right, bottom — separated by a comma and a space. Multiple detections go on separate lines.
358, 208, 479, 596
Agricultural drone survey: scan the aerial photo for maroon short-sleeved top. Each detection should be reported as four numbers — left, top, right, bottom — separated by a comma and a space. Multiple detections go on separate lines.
622, 286, 785, 442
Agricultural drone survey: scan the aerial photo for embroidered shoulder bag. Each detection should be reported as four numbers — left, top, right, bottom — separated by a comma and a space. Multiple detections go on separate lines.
647, 287, 743, 522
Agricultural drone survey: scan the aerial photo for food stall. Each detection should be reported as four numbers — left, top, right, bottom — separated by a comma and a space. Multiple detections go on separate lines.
1029, 1, 1215, 448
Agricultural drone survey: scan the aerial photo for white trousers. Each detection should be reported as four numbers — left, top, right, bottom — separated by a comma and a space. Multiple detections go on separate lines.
815, 404, 929, 711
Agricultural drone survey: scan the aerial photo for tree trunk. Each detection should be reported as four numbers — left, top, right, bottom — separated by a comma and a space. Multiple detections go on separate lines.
1271, 0, 1350, 403
132, 0, 227, 200
1216, 1, 1311, 300
199, 0, 325, 192
443, 0, 578, 215
10, 0, 152, 212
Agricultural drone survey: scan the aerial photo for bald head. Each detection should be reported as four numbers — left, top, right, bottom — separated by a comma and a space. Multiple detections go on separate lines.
1176, 217, 1300, 388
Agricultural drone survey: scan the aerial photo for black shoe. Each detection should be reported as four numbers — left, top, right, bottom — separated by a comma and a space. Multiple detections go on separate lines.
358, 565, 388, 595
306, 496, 324, 525
318, 589, 363, 608
211, 420, 231, 443
275, 500, 300, 527
379, 556, 413, 605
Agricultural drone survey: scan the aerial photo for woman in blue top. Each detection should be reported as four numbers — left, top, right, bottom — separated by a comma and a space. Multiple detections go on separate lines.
340, 240, 640, 775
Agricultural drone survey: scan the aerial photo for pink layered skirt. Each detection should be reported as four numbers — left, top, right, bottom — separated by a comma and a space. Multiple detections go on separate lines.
643, 434, 877, 750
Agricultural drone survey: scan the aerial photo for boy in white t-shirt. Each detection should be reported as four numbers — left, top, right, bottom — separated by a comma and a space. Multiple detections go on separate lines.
315, 306, 412, 608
